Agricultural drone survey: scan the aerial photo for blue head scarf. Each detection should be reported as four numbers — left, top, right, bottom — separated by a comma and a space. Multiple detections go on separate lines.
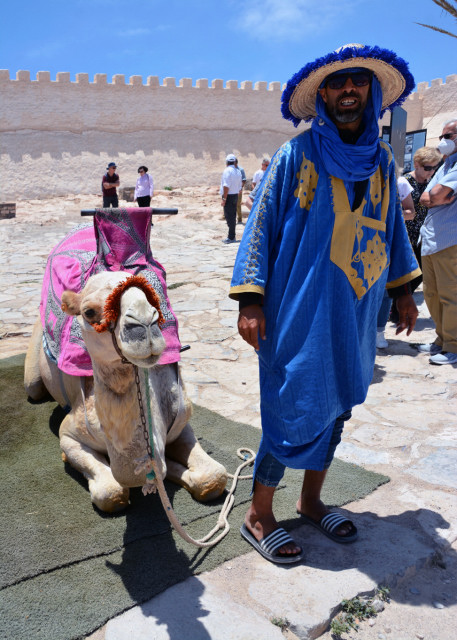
311, 71, 383, 205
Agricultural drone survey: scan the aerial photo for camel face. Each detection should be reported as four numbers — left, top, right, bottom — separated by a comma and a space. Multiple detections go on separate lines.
117, 287, 166, 367
26, 269, 228, 513
63, 272, 166, 368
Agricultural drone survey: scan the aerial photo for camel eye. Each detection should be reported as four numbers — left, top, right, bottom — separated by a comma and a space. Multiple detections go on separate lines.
84, 308, 96, 320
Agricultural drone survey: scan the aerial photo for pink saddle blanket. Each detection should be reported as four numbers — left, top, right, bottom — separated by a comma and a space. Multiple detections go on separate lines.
40, 208, 181, 376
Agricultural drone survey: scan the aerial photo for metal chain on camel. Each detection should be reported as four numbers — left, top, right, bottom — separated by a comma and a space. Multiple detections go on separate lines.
134, 364, 256, 549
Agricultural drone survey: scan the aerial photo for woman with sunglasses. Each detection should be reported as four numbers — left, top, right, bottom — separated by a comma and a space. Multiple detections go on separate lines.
403, 148, 442, 289
134, 166, 154, 207
385, 148, 441, 326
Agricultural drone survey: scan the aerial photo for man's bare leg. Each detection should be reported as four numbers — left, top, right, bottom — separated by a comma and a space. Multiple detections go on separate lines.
245, 480, 302, 555
296, 469, 352, 536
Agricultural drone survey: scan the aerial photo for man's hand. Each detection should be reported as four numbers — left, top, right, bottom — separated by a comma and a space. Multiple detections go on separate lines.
238, 304, 266, 350
395, 294, 418, 336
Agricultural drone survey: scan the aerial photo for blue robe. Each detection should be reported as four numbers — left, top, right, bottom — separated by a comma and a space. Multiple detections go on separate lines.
230, 130, 421, 473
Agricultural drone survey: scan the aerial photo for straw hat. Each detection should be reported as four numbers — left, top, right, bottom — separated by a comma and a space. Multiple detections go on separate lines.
281, 44, 415, 126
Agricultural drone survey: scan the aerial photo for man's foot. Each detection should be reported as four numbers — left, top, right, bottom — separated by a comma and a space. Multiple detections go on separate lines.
240, 524, 303, 564
244, 509, 302, 557
297, 511, 358, 543
296, 498, 355, 539
415, 343, 442, 355
429, 351, 457, 365
222, 237, 236, 244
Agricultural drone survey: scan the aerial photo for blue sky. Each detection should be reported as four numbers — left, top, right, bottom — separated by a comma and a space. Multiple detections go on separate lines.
1, 0, 455, 87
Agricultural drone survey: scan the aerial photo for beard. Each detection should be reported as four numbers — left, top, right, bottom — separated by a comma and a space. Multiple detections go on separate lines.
327, 93, 366, 124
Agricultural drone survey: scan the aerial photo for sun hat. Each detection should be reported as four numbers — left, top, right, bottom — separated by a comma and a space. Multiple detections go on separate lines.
281, 43, 415, 126
225, 153, 237, 162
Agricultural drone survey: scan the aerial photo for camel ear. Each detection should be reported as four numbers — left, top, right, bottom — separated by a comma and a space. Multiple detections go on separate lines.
61, 290, 82, 316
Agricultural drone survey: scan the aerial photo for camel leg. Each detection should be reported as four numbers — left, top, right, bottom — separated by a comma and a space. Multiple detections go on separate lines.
24, 319, 48, 401
60, 417, 130, 513
165, 423, 228, 502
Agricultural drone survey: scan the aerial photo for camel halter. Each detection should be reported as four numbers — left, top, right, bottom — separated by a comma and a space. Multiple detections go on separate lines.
133, 364, 255, 549
98, 275, 256, 549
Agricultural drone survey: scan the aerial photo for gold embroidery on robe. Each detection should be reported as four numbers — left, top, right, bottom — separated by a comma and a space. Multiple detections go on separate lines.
329, 164, 389, 299
294, 153, 318, 211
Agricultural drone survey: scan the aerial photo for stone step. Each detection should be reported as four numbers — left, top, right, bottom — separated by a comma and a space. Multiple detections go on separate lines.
103, 512, 439, 640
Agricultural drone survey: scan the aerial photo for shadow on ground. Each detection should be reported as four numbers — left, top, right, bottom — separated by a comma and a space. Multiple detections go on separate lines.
283, 506, 456, 607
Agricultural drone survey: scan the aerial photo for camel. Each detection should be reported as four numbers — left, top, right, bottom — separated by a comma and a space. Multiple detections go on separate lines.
24, 270, 228, 513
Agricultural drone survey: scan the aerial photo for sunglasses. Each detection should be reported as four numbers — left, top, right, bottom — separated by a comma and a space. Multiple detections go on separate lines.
325, 72, 372, 90
422, 165, 439, 171
439, 132, 456, 140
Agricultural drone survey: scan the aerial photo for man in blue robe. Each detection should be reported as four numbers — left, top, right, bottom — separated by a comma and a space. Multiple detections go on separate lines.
229, 44, 421, 564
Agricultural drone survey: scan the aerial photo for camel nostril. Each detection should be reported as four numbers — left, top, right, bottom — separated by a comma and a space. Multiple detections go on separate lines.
121, 324, 147, 343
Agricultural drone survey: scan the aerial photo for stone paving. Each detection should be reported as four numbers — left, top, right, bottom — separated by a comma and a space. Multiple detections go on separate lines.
1, 191, 456, 640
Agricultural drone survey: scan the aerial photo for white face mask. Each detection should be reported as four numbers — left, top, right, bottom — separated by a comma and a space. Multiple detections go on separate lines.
437, 137, 456, 156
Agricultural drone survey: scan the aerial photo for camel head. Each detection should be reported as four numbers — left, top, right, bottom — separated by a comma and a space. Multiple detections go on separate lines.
61, 272, 166, 368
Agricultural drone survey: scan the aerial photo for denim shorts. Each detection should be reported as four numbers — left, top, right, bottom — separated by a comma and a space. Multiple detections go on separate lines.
255, 410, 352, 487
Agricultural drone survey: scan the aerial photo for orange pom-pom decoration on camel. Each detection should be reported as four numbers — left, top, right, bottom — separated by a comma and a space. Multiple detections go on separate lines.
92, 275, 165, 333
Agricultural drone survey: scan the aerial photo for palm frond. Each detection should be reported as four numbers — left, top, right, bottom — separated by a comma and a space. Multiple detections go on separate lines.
415, 21, 457, 38
431, 0, 457, 19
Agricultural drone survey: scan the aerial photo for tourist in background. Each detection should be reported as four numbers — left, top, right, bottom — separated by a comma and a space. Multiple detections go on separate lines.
397, 175, 415, 220
245, 182, 261, 212
235, 158, 246, 224
220, 153, 242, 244
134, 165, 154, 207
102, 162, 120, 208
389, 147, 442, 324
403, 147, 442, 293
416, 119, 457, 365
251, 157, 270, 189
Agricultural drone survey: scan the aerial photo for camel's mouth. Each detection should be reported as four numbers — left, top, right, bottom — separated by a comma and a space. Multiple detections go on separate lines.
122, 353, 162, 368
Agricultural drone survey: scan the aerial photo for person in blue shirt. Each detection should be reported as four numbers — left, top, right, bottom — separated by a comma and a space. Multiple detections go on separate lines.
417, 119, 457, 365
229, 44, 420, 564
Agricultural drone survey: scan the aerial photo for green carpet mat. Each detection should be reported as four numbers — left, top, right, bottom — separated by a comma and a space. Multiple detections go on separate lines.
0, 354, 389, 640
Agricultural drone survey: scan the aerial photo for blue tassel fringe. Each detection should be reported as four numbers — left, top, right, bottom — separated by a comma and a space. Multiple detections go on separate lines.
281, 45, 415, 127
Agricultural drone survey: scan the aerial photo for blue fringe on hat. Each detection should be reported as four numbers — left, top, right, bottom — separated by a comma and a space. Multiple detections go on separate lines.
281, 45, 415, 127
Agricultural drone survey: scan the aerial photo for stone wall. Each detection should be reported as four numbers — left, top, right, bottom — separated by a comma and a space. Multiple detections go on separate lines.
410, 76, 457, 146
0, 69, 456, 200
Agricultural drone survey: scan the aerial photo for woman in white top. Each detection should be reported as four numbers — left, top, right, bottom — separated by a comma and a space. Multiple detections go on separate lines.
397, 176, 415, 220
251, 158, 270, 188
134, 166, 154, 207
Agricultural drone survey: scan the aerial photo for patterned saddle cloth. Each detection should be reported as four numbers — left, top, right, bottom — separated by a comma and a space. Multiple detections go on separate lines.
40, 208, 181, 376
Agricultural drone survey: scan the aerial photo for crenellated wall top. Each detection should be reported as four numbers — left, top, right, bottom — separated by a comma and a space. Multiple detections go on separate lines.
414, 74, 457, 93
0, 69, 285, 91
2, 69, 456, 99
